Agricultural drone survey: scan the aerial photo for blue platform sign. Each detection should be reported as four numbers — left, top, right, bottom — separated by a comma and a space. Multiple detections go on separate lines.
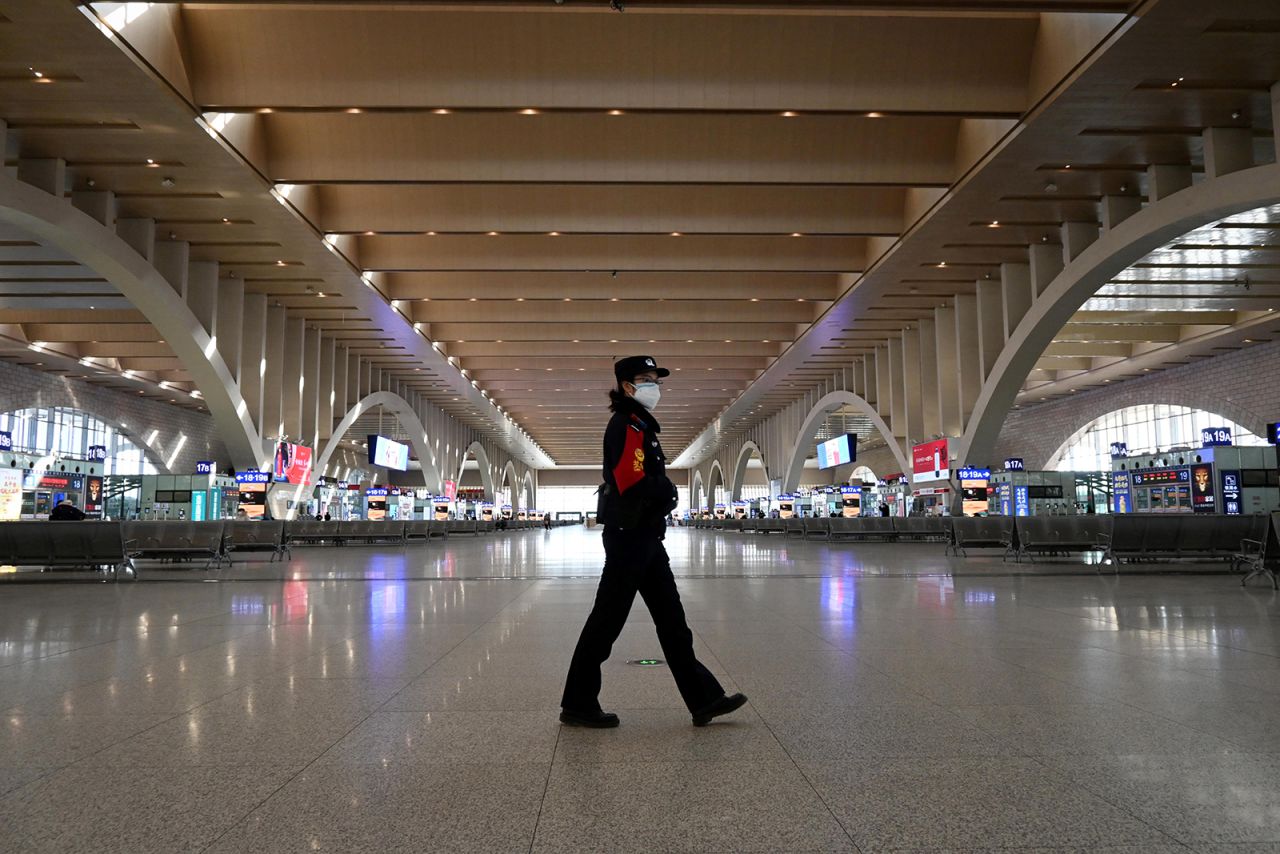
1003, 458, 1025, 472
1201, 426, 1233, 447
88, 445, 107, 462
195, 460, 215, 475
1013, 485, 1030, 517
957, 468, 991, 481
997, 483, 1012, 516
1266, 422, 1279, 444
1109, 442, 1129, 459
0, 431, 12, 452
1111, 472, 1131, 514
234, 470, 270, 484
1221, 470, 1242, 516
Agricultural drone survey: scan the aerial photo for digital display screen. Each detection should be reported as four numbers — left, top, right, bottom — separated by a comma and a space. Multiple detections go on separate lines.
1201, 426, 1233, 447
1027, 485, 1063, 499
1131, 468, 1189, 486
273, 442, 314, 484
1190, 463, 1215, 511
815, 434, 857, 469
368, 435, 410, 471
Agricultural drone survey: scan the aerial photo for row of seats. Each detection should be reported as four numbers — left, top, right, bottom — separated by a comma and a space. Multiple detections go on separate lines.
689, 512, 1280, 578
0, 517, 565, 580
689, 515, 949, 541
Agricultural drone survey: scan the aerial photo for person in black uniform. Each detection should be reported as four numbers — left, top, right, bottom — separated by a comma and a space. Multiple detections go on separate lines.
560, 355, 747, 729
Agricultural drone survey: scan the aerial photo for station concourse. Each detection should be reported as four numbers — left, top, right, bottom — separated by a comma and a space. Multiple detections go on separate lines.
1, 1, 1280, 851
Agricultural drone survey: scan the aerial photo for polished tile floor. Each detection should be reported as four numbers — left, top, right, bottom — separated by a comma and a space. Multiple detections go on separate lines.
1, 525, 1278, 852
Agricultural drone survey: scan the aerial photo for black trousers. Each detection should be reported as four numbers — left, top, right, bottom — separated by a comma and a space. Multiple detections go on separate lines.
562, 526, 724, 714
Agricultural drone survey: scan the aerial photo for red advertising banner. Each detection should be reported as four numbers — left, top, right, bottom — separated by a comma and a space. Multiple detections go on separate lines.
443, 479, 457, 500
274, 442, 314, 485
912, 439, 950, 483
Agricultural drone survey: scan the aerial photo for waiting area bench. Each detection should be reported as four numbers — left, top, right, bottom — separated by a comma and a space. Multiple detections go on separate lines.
122, 520, 227, 568
0, 521, 137, 580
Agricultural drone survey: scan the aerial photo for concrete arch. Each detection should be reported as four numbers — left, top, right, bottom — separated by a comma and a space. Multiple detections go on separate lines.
314, 392, 443, 491
729, 440, 767, 501
0, 173, 261, 468
706, 460, 726, 507
521, 470, 536, 511
691, 470, 705, 511
962, 161, 1280, 467
460, 441, 497, 501
782, 391, 910, 493
499, 460, 518, 506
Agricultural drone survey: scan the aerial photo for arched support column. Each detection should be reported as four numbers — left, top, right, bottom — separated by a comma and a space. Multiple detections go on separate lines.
521, 470, 536, 511
961, 161, 1280, 467
461, 441, 497, 502
705, 460, 725, 508
0, 172, 261, 467
782, 391, 910, 493
691, 470, 704, 511
314, 391, 443, 494
730, 440, 767, 501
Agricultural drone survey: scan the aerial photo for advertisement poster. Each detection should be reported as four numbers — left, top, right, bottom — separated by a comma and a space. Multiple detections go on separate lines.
398, 493, 415, 520
958, 468, 991, 517
443, 480, 457, 501
1111, 472, 1131, 514
912, 439, 949, 483
273, 442, 314, 485
83, 476, 104, 517
366, 487, 388, 521
777, 495, 796, 519
1190, 463, 1216, 512
0, 469, 22, 521
235, 471, 270, 518
840, 485, 861, 518
733, 501, 748, 519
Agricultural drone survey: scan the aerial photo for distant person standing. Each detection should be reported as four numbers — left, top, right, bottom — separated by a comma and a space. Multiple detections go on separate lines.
561, 356, 746, 728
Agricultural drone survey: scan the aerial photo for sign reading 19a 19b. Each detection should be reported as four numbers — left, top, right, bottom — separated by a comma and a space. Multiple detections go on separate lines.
1201, 426, 1233, 447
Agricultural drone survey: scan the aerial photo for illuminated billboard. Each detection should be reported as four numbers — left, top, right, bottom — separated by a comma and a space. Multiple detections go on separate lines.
273, 442, 313, 485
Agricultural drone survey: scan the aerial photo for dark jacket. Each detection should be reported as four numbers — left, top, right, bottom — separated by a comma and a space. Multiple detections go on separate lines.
598, 395, 677, 531
50, 503, 87, 521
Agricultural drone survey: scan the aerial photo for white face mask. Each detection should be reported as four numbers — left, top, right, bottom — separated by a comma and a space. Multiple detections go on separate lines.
630, 382, 661, 410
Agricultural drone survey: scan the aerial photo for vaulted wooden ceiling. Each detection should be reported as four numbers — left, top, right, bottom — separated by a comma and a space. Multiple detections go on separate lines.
3, 0, 1279, 465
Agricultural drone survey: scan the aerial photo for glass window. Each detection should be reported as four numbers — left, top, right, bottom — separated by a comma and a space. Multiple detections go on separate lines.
1049, 404, 1266, 472
0, 406, 158, 475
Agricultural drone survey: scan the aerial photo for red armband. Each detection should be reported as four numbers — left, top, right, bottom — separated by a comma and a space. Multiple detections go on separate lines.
612, 425, 646, 494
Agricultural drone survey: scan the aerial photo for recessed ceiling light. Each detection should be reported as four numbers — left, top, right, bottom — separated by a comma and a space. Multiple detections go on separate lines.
346, 108, 361, 114
608, 109, 624, 116
520, 108, 539, 115
781, 111, 798, 117
866, 111, 883, 118
433, 108, 451, 115
487, 231, 500, 236
549, 231, 560, 236
670, 232, 682, 237
790, 232, 802, 237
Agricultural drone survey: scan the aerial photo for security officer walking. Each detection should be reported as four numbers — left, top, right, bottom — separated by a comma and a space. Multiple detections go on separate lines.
560, 355, 747, 728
